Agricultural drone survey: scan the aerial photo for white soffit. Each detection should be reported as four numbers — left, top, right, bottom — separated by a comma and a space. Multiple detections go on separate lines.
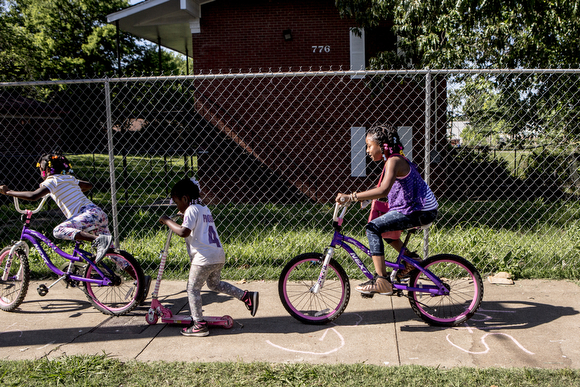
107, 0, 215, 56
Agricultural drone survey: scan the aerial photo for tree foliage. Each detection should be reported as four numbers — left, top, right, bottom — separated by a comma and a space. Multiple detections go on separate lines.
335, 0, 580, 69
0, 0, 189, 80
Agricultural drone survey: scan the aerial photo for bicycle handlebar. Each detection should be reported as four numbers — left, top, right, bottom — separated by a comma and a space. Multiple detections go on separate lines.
333, 202, 349, 223
13, 196, 48, 215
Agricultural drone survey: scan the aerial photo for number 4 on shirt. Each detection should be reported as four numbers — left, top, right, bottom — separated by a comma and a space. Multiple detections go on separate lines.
208, 225, 221, 248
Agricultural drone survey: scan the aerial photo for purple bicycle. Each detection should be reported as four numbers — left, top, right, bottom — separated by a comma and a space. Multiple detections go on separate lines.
278, 202, 483, 326
0, 197, 145, 315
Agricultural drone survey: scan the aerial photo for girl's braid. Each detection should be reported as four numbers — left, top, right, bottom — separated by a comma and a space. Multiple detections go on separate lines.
366, 124, 404, 156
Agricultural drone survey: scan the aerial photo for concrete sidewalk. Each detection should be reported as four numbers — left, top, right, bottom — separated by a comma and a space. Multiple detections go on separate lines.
1, 279, 579, 368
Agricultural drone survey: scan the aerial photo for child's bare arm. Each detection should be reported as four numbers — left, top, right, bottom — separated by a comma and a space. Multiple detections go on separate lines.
78, 180, 93, 192
159, 215, 192, 238
0, 185, 49, 201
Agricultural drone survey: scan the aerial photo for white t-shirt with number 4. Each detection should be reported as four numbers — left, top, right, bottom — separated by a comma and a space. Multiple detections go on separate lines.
181, 204, 225, 266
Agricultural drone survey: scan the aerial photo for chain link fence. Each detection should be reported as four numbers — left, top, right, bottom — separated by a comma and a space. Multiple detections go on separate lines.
1, 69, 579, 281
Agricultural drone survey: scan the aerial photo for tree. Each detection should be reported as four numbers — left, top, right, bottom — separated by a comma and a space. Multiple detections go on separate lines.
335, 0, 580, 69
0, 0, 188, 81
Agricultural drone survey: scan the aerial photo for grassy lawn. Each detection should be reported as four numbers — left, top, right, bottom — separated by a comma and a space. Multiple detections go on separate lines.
1, 356, 580, 386
494, 149, 532, 178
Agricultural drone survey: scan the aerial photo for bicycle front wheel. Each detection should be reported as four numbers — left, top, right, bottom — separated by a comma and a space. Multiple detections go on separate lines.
0, 246, 29, 312
84, 250, 144, 316
408, 254, 483, 327
278, 253, 350, 325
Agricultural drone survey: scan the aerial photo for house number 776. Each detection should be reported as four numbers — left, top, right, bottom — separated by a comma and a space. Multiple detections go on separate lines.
312, 45, 331, 53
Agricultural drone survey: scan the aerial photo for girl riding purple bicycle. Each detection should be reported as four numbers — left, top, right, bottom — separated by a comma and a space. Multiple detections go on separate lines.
336, 124, 438, 296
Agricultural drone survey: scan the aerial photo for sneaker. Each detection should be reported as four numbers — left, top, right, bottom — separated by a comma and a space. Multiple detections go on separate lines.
92, 234, 113, 264
357, 275, 377, 298
356, 275, 393, 295
396, 250, 422, 279
181, 320, 209, 337
241, 291, 259, 316
357, 273, 377, 288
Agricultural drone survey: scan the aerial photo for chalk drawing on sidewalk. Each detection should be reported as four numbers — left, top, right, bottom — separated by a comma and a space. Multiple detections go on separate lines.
446, 332, 535, 355
446, 308, 534, 355
266, 327, 345, 355
36, 341, 56, 350
266, 313, 362, 355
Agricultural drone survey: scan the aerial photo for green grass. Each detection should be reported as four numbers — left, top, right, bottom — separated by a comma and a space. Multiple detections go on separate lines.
1, 355, 580, 386
494, 149, 532, 178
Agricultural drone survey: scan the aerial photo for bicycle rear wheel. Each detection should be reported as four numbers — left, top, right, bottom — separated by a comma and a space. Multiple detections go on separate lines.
408, 254, 483, 327
83, 250, 144, 316
0, 246, 29, 312
278, 253, 350, 325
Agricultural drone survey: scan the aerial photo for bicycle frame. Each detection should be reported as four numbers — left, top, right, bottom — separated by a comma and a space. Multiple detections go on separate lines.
7, 197, 113, 287
319, 203, 449, 296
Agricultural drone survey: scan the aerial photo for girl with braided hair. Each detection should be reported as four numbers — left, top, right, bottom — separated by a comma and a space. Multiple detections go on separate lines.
0, 153, 112, 264
336, 124, 438, 295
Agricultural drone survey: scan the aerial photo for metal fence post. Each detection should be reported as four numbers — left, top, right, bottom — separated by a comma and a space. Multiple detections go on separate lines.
423, 70, 432, 259
104, 79, 120, 248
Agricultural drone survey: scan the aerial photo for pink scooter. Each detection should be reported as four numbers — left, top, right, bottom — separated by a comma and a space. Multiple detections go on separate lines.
145, 223, 234, 329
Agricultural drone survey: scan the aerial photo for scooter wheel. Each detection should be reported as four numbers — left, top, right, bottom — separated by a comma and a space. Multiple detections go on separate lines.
146, 309, 159, 325
223, 315, 234, 329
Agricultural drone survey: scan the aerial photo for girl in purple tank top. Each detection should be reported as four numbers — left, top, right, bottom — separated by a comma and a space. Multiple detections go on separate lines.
336, 124, 438, 296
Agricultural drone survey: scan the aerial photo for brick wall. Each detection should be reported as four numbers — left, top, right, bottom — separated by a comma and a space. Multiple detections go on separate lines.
193, 0, 356, 72
194, 74, 448, 204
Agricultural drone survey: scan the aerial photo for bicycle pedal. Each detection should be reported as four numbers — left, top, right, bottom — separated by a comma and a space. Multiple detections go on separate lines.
360, 293, 374, 299
37, 284, 49, 297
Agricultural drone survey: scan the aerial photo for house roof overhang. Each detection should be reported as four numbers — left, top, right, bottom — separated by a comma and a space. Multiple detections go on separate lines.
107, 0, 215, 57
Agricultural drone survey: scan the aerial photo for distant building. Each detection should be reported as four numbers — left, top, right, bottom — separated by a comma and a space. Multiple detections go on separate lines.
450, 121, 468, 146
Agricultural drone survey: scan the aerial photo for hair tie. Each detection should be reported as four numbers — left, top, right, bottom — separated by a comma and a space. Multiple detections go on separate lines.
383, 144, 395, 156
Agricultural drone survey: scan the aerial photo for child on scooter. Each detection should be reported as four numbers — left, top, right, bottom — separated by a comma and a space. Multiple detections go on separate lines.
159, 178, 259, 337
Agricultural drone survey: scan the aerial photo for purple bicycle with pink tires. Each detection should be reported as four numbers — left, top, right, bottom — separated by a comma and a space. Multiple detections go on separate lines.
278, 202, 483, 326
0, 197, 146, 316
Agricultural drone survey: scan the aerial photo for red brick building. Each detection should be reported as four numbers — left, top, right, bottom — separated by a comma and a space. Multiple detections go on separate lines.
108, 0, 447, 203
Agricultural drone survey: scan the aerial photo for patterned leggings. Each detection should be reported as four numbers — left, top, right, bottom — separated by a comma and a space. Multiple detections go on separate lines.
187, 263, 245, 322
53, 204, 110, 241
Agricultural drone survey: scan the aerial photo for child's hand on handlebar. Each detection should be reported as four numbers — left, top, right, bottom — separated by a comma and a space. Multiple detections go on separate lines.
335, 193, 352, 204
159, 214, 183, 225
159, 215, 172, 224
0, 185, 9, 195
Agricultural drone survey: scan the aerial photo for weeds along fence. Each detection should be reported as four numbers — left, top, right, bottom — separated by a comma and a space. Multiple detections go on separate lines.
1, 69, 579, 281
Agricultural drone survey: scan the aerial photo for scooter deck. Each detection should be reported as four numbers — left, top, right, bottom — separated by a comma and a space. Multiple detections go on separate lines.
161, 314, 234, 329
